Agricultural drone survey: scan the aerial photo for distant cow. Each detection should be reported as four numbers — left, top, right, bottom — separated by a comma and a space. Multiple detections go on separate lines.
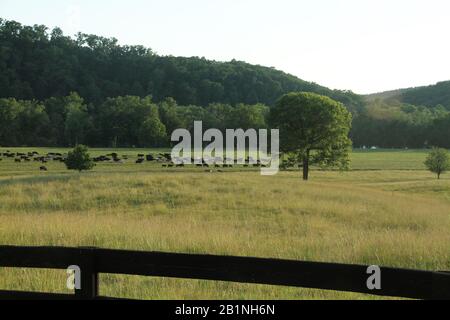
136, 159, 144, 164
39, 166, 48, 171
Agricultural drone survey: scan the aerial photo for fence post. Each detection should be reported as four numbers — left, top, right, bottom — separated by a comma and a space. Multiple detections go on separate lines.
431, 272, 450, 300
74, 247, 99, 300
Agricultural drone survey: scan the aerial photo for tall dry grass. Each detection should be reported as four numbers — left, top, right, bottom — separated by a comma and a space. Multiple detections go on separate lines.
0, 170, 449, 299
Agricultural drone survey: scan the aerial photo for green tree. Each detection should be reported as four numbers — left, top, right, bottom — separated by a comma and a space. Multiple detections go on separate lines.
0, 98, 23, 146
138, 106, 167, 147
63, 93, 92, 146
158, 97, 184, 138
65, 145, 95, 172
270, 92, 352, 180
424, 147, 450, 179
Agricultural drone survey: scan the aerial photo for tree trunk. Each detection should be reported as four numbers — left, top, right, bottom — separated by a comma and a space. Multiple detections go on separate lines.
302, 150, 310, 181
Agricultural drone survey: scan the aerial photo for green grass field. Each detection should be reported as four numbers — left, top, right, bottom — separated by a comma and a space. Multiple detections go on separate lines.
0, 148, 449, 299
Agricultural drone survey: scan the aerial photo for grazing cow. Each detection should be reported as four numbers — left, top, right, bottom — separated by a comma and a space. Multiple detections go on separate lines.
39, 166, 48, 171
176, 163, 185, 168
138, 154, 145, 158
14, 158, 21, 163
146, 154, 155, 161
136, 159, 144, 164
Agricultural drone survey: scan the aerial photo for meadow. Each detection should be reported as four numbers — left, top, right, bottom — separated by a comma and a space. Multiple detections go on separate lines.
0, 148, 449, 299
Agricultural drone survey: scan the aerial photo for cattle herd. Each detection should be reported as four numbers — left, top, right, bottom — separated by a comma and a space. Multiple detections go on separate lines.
0, 150, 270, 171
0, 150, 65, 171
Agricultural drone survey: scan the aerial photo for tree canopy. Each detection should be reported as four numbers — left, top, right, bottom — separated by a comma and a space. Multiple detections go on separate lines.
0, 18, 363, 110
270, 92, 352, 180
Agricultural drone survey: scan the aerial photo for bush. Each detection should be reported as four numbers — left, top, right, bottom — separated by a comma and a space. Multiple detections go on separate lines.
65, 145, 95, 172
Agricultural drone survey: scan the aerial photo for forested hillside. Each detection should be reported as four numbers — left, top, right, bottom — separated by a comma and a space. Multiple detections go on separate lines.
0, 18, 449, 149
0, 18, 363, 111
366, 81, 450, 110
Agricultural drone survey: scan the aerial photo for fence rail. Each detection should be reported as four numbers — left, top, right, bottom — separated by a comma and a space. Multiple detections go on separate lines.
0, 246, 449, 300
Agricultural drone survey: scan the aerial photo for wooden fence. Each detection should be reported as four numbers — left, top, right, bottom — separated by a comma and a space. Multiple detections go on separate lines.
0, 246, 448, 300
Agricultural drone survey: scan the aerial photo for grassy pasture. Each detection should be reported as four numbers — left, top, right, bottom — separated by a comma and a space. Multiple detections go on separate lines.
0, 148, 449, 299
0, 147, 429, 177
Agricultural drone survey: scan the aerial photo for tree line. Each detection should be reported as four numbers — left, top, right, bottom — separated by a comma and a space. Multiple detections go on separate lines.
1, 92, 449, 148
0, 93, 270, 147
352, 99, 450, 148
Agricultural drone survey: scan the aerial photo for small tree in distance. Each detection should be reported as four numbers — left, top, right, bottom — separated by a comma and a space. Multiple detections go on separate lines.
65, 145, 95, 172
425, 147, 450, 179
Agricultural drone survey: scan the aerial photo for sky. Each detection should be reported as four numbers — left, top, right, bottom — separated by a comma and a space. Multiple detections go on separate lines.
1, 0, 450, 94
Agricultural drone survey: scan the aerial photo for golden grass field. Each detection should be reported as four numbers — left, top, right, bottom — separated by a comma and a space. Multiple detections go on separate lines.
0, 148, 449, 299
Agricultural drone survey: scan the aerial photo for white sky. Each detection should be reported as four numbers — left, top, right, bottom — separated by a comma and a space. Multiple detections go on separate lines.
1, 0, 449, 94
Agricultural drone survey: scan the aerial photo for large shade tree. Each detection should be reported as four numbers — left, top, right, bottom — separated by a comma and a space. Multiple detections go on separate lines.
270, 92, 352, 180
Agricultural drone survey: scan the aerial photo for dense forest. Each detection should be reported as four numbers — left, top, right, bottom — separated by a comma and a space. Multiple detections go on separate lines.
0, 18, 363, 111
0, 18, 449, 148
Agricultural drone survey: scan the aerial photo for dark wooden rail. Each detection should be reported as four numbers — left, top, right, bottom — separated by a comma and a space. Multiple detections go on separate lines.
0, 246, 448, 300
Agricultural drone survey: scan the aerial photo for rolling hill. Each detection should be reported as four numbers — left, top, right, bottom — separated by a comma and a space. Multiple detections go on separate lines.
0, 18, 363, 112
366, 81, 450, 110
